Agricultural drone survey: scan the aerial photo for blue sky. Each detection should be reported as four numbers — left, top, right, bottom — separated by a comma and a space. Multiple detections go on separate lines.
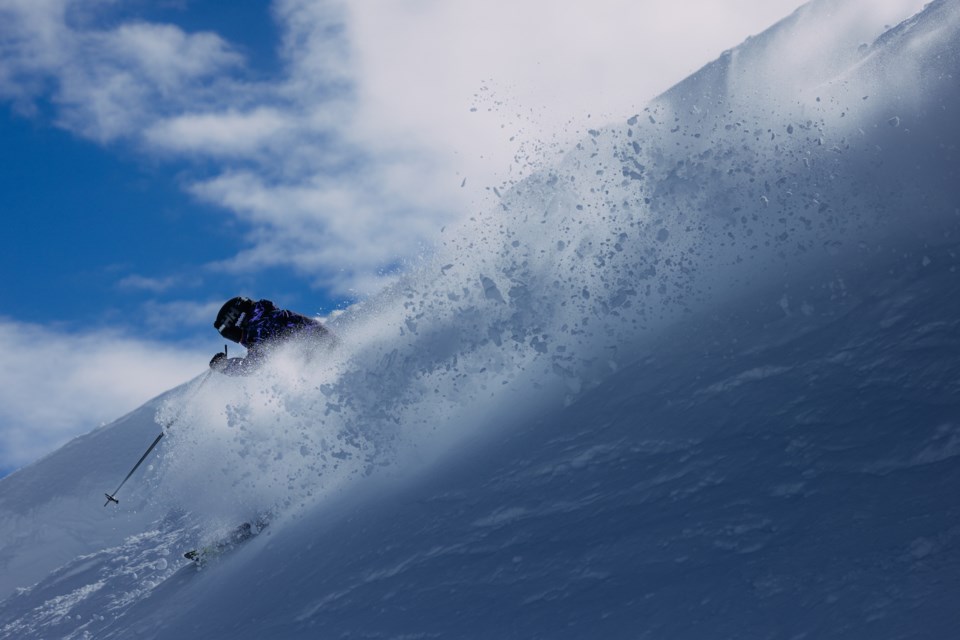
0, 106, 251, 327
0, 0, 810, 474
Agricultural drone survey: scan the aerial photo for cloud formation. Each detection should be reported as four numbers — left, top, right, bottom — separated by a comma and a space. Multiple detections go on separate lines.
0, 0, 243, 140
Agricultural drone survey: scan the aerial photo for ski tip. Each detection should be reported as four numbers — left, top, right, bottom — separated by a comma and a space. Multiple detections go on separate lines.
104, 493, 119, 507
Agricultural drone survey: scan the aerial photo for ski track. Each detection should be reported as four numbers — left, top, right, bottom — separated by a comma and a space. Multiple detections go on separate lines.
0, 513, 199, 640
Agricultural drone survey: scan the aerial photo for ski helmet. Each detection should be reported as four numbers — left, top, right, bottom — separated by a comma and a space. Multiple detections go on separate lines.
214, 296, 254, 343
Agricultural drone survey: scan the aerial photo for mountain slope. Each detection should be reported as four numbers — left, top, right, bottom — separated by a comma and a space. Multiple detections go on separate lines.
2, 0, 959, 637
0, 390, 192, 601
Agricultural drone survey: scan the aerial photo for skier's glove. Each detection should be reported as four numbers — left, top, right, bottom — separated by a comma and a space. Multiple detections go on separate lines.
209, 351, 228, 371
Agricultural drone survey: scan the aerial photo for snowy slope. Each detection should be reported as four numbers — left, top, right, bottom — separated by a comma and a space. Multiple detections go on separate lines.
0, 388, 194, 601
2, 0, 960, 637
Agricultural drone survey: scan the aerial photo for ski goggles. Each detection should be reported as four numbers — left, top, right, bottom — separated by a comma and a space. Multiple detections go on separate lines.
214, 307, 247, 343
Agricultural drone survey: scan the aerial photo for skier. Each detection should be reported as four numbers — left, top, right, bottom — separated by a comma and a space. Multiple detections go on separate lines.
210, 296, 331, 375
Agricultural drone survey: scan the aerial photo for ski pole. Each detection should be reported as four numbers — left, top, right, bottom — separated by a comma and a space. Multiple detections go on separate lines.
103, 370, 214, 507
104, 432, 164, 506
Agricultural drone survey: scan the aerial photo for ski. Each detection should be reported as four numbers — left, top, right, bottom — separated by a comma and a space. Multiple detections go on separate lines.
183, 517, 269, 566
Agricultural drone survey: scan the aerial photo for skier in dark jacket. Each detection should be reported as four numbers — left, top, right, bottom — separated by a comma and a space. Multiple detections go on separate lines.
210, 296, 331, 375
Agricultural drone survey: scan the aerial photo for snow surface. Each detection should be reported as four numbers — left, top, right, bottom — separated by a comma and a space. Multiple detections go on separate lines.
2, 0, 960, 637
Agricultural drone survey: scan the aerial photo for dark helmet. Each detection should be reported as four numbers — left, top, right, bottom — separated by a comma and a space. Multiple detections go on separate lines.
214, 296, 254, 343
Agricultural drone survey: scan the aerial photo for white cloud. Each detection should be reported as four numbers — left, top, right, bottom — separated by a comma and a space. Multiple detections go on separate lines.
117, 274, 180, 293
106, 22, 239, 88
144, 107, 295, 157
273, 0, 353, 88
0, 0, 69, 110
0, 318, 208, 471
341, 0, 818, 160
0, 0, 242, 140
189, 168, 442, 294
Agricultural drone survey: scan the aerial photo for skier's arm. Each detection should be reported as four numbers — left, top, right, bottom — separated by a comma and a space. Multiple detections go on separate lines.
209, 345, 269, 376
210, 352, 253, 376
